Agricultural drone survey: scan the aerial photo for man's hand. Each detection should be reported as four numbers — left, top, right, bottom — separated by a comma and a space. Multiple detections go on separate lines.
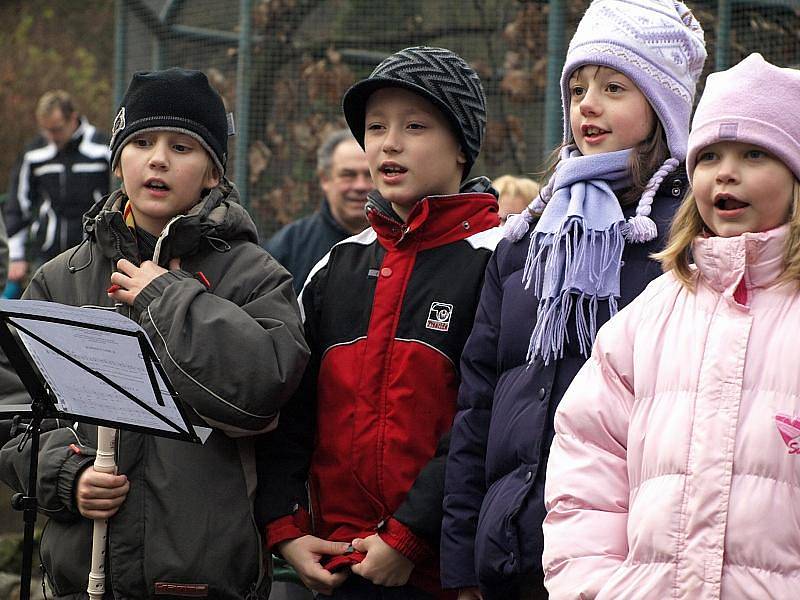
108, 258, 180, 305
350, 534, 414, 587
8, 260, 28, 282
76, 468, 129, 520
458, 587, 484, 600
277, 535, 350, 595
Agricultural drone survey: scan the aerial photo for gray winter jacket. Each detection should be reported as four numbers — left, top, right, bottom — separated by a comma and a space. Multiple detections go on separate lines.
0, 181, 309, 599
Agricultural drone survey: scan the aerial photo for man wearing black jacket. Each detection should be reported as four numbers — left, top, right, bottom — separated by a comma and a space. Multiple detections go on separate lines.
5, 90, 110, 287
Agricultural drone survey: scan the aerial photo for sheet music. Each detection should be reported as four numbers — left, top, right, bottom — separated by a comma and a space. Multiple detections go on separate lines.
1, 300, 191, 435
0, 299, 140, 331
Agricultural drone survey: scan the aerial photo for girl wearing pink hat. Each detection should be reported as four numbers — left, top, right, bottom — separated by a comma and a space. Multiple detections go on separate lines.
543, 53, 800, 599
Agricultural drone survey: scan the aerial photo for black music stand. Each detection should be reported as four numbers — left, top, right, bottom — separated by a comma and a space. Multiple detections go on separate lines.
0, 300, 200, 600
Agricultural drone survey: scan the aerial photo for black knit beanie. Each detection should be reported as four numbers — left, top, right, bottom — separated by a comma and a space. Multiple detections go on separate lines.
109, 67, 230, 174
342, 46, 487, 180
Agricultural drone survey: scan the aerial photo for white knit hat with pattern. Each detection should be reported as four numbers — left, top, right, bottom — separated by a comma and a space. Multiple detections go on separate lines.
561, 0, 707, 161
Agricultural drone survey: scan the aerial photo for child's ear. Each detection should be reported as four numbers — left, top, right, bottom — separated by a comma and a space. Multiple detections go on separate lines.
457, 148, 467, 166
204, 165, 221, 190
114, 165, 126, 193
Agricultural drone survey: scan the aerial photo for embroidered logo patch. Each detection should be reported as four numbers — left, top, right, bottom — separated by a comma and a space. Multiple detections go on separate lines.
775, 413, 800, 454
109, 107, 126, 149
718, 122, 739, 140
426, 302, 453, 332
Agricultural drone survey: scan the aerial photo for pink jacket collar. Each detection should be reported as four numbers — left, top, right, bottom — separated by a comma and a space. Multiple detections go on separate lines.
692, 225, 788, 302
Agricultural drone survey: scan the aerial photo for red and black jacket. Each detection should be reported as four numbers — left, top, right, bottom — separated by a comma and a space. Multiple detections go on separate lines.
255, 186, 500, 597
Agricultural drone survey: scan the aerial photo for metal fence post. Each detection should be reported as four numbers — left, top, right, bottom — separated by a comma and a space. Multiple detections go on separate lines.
114, 0, 128, 114
544, 0, 567, 155
152, 27, 165, 70
234, 0, 252, 209
716, 0, 732, 70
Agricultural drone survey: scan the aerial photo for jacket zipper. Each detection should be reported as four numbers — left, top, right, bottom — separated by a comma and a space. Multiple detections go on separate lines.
152, 213, 187, 266
367, 205, 412, 244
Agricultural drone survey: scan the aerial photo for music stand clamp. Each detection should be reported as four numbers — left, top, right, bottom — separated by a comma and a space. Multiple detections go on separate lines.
0, 300, 200, 600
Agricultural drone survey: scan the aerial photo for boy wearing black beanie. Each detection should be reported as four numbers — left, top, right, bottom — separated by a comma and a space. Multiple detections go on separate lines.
0, 68, 309, 599
256, 47, 501, 599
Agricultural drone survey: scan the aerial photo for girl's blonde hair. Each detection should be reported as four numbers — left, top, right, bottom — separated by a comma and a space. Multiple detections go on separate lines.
653, 180, 800, 288
494, 175, 540, 202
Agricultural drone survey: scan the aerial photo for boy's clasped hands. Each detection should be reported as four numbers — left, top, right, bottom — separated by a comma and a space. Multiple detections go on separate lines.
278, 533, 414, 595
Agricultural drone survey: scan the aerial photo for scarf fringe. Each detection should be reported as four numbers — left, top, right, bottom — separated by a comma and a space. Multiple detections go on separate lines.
523, 219, 625, 364
527, 290, 620, 365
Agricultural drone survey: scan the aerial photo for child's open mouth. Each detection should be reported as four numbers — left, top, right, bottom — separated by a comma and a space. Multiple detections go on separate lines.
378, 163, 408, 182
714, 193, 749, 212
581, 124, 610, 141
145, 179, 171, 192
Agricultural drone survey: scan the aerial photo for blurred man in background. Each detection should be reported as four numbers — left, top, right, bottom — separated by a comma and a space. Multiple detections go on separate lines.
264, 129, 372, 293
5, 90, 110, 292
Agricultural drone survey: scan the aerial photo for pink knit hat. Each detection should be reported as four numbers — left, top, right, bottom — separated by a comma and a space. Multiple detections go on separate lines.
687, 53, 800, 182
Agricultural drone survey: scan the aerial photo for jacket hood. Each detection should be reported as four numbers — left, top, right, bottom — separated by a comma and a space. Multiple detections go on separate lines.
81, 178, 258, 267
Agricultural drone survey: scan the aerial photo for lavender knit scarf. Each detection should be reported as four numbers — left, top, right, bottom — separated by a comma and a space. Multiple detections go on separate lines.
512, 146, 632, 364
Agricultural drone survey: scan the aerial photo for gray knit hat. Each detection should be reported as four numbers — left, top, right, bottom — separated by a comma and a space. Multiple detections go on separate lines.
342, 46, 487, 180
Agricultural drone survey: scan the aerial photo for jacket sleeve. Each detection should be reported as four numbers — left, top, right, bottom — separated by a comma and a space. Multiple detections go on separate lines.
437, 247, 501, 589
4, 152, 34, 262
0, 270, 97, 522
133, 251, 309, 436
385, 431, 449, 563
541, 306, 637, 600
0, 421, 97, 523
254, 261, 326, 549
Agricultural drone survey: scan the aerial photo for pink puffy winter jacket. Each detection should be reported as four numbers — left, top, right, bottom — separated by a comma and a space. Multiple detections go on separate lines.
542, 225, 800, 600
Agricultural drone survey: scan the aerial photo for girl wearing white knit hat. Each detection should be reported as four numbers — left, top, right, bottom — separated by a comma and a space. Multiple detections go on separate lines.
442, 1, 706, 599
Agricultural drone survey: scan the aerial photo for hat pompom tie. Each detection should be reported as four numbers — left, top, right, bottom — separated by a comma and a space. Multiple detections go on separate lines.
623, 214, 658, 243
623, 156, 679, 244
504, 209, 536, 242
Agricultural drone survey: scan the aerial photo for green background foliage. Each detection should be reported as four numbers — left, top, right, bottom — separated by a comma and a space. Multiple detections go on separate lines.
0, 0, 114, 194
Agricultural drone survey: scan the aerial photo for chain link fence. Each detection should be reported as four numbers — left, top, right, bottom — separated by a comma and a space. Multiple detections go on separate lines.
117, 0, 800, 239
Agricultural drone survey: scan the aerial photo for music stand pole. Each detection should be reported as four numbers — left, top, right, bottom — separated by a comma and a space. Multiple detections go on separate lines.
11, 395, 47, 600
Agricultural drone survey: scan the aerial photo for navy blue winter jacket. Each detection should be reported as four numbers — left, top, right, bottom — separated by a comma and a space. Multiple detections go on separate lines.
440, 171, 687, 599
263, 199, 353, 294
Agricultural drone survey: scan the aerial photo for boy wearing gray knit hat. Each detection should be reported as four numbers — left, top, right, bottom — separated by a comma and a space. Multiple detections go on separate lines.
255, 46, 500, 600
